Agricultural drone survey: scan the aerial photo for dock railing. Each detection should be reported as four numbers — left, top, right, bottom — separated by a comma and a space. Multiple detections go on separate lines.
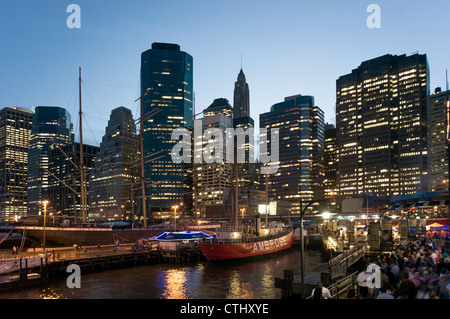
326, 271, 359, 299
328, 245, 369, 280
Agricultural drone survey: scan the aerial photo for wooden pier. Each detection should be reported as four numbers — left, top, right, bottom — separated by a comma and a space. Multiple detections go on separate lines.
274, 245, 370, 299
158, 242, 204, 264
0, 242, 204, 292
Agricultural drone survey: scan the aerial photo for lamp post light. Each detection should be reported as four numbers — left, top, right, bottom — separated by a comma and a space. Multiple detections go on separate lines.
240, 208, 246, 225
42, 200, 49, 252
299, 198, 329, 299
172, 205, 179, 232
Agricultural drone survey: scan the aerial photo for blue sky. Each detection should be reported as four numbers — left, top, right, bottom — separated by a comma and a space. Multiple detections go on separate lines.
1, 0, 449, 146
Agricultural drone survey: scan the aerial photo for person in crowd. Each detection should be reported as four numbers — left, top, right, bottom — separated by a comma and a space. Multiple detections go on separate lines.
397, 271, 416, 299
339, 232, 450, 300
376, 283, 395, 299
311, 282, 332, 299
437, 272, 450, 299
357, 265, 370, 299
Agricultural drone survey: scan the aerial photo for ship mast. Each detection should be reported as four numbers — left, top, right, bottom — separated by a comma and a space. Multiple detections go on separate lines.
193, 93, 198, 223
79, 67, 87, 224
234, 163, 239, 227
139, 69, 148, 229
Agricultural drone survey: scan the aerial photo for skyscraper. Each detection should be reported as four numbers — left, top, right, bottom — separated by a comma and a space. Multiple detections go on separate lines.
89, 106, 139, 221
233, 68, 250, 119
0, 106, 34, 222
260, 95, 325, 214
48, 142, 99, 221
336, 53, 430, 203
429, 87, 450, 196
141, 43, 193, 217
324, 123, 338, 209
27, 106, 74, 216
195, 98, 234, 217
232, 68, 259, 211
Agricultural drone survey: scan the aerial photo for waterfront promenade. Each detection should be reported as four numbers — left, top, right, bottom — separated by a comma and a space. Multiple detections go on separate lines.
0, 242, 160, 290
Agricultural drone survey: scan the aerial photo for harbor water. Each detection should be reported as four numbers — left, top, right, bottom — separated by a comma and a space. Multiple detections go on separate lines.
0, 248, 324, 299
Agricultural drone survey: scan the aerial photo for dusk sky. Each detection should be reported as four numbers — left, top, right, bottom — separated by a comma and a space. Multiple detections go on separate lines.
1, 0, 449, 146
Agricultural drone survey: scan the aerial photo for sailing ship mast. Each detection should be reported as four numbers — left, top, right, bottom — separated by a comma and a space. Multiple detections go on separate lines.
193, 93, 198, 223
139, 69, 148, 229
79, 67, 87, 223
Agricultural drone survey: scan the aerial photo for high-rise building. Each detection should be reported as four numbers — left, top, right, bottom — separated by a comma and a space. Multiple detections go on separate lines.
232, 68, 259, 210
233, 68, 250, 119
324, 123, 338, 209
141, 43, 193, 217
0, 106, 34, 222
48, 142, 99, 221
195, 98, 234, 217
336, 53, 430, 204
260, 95, 325, 214
27, 106, 74, 216
429, 87, 450, 196
89, 107, 140, 221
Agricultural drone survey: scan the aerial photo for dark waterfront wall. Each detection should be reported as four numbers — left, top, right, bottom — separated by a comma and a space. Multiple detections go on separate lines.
0, 247, 323, 299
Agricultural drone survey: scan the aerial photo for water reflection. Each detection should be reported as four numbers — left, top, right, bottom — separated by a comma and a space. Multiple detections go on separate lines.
0, 248, 324, 299
160, 268, 190, 299
38, 288, 65, 299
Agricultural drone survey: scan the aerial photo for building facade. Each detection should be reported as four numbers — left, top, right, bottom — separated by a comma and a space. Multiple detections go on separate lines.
232, 68, 260, 216
336, 54, 430, 204
141, 43, 193, 217
324, 123, 338, 209
0, 107, 34, 222
27, 106, 74, 216
89, 107, 140, 221
428, 87, 450, 196
195, 98, 234, 217
48, 142, 99, 222
260, 95, 325, 214
233, 68, 250, 119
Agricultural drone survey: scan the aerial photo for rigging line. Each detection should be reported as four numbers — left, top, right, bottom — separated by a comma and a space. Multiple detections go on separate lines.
70, 80, 80, 138
84, 113, 108, 124
83, 79, 136, 89
66, 81, 78, 109
81, 81, 106, 120
134, 76, 141, 122
82, 113, 99, 146
83, 80, 134, 103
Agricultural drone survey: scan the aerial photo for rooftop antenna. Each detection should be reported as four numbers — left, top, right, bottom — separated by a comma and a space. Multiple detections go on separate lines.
446, 69, 449, 91
240, 52, 243, 70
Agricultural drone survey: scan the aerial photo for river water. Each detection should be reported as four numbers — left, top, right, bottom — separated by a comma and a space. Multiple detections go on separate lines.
0, 248, 324, 299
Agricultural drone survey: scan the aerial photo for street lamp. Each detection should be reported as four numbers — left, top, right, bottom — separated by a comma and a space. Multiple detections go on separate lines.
240, 208, 246, 224
172, 205, 179, 232
42, 200, 49, 252
299, 198, 329, 299
321, 212, 332, 220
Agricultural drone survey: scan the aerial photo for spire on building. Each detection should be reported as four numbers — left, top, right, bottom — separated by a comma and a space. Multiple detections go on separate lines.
233, 67, 250, 119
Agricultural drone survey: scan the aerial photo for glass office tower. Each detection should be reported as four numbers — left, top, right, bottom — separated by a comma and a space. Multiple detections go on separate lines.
0, 106, 34, 222
89, 106, 139, 221
336, 53, 430, 204
48, 142, 99, 222
429, 87, 450, 196
141, 43, 193, 217
27, 106, 74, 216
260, 95, 325, 214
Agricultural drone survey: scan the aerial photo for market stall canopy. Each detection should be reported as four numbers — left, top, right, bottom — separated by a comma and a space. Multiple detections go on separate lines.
155, 231, 216, 241
428, 223, 446, 228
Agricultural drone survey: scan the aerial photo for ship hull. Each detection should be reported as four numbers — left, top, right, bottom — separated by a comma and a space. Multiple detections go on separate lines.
198, 230, 294, 261
12, 227, 167, 248
0, 233, 34, 251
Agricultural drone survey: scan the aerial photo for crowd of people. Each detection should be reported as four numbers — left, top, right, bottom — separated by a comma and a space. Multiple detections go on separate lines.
353, 233, 450, 299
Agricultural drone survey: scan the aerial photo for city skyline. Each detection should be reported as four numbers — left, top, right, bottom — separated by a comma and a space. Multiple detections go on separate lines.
1, 1, 450, 146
